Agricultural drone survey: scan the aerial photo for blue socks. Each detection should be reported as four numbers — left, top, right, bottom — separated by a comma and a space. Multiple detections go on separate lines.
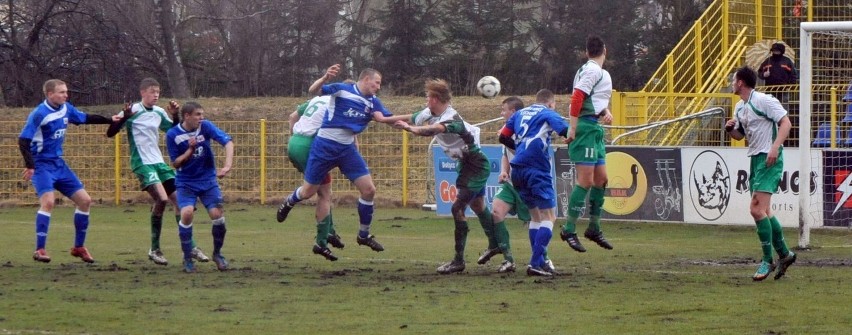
530, 221, 553, 268
35, 211, 50, 249
73, 210, 89, 248
179, 221, 193, 260
357, 198, 374, 238
211, 217, 226, 255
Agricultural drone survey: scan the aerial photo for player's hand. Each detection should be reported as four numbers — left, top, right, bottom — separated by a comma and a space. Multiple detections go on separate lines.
324, 64, 340, 80
167, 100, 180, 114
600, 109, 613, 125
188, 137, 197, 149
217, 166, 231, 178
763, 70, 770, 77
22, 168, 34, 181
393, 120, 409, 130
498, 172, 509, 183
564, 129, 576, 144
121, 102, 134, 119
766, 147, 779, 166
724, 119, 736, 132
111, 114, 123, 122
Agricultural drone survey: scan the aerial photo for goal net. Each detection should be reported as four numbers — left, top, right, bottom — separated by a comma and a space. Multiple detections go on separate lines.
799, 21, 852, 248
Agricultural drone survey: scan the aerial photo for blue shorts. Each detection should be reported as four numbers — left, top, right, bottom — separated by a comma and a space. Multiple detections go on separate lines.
31, 159, 84, 198
176, 181, 223, 210
304, 137, 369, 185
510, 167, 556, 209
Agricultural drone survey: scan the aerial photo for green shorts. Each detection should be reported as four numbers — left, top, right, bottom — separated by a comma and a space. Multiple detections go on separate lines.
568, 118, 606, 165
287, 134, 314, 173
457, 151, 490, 194
750, 151, 784, 194
133, 162, 176, 190
493, 182, 531, 222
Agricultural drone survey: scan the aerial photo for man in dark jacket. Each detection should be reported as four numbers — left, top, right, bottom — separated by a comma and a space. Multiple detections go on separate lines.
759, 43, 797, 86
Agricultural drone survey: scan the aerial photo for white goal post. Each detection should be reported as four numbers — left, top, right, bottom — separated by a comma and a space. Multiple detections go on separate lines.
798, 21, 852, 248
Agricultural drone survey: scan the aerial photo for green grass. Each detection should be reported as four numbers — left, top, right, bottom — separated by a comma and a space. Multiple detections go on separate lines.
1, 205, 850, 334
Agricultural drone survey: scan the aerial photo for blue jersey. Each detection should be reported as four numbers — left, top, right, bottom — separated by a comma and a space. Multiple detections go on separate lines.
166, 120, 232, 186
19, 100, 89, 161
503, 104, 568, 171
320, 83, 392, 134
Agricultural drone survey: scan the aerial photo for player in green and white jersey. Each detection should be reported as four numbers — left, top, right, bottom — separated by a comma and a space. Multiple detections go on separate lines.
395, 79, 496, 274
107, 78, 208, 266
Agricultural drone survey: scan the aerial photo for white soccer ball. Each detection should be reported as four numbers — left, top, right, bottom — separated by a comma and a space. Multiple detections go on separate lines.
477, 76, 501, 99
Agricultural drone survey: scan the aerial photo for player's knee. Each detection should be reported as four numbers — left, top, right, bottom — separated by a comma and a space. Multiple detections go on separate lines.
75, 196, 93, 210
359, 184, 376, 200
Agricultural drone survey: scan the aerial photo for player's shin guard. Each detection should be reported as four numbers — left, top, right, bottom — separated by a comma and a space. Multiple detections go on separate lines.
288, 186, 305, 205
453, 220, 469, 262
588, 186, 605, 233
563, 186, 588, 233
35, 211, 50, 249
211, 217, 226, 255
528, 221, 540, 253
175, 215, 198, 248
476, 209, 498, 250
151, 215, 163, 250
357, 198, 374, 238
495, 220, 513, 262
769, 216, 790, 257
316, 215, 332, 248
178, 222, 194, 260
755, 217, 774, 263
530, 221, 553, 268
73, 209, 89, 247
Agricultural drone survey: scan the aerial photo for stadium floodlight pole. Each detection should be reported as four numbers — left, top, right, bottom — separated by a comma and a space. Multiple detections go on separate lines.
798, 21, 852, 249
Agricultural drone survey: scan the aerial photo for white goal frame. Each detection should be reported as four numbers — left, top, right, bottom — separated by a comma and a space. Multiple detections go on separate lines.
798, 21, 852, 248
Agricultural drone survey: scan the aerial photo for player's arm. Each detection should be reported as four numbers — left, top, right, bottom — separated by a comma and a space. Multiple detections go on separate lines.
217, 141, 235, 178
83, 113, 112, 125
567, 88, 588, 143
106, 103, 134, 138
166, 100, 181, 128
308, 64, 340, 95
373, 112, 412, 124
499, 150, 511, 183
396, 120, 446, 137
498, 125, 516, 150
766, 115, 791, 167
18, 112, 42, 180
288, 110, 300, 134
724, 118, 745, 141
171, 139, 196, 169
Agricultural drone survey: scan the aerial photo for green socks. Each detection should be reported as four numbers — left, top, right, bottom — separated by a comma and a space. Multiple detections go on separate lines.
562, 185, 589, 233
453, 220, 469, 262
769, 216, 790, 257
476, 210, 498, 250
151, 215, 163, 250
316, 215, 332, 248
494, 220, 513, 262
755, 217, 774, 263
587, 187, 605, 233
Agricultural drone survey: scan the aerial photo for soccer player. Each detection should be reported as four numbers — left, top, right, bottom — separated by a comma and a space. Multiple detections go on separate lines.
276, 64, 409, 253
106, 78, 209, 266
285, 83, 355, 261
394, 79, 496, 274
479, 96, 556, 274
725, 66, 797, 281
19, 79, 113, 263
499, 89, 569, 276
166, 102, 234, 273
559, 35, 615, 253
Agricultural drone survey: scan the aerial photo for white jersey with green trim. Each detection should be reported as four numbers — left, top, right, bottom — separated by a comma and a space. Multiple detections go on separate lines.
733, 90, 787, 157
411, 105, 480, 160
119, 102, 173, 170
292, 96, 330, 137
571, 60, 612, 117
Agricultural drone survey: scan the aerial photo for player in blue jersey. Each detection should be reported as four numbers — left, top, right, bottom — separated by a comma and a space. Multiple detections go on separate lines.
19, 79, 114, 263
276, 64, 410, 254
498, 89, 569, 276
166, 102, 234, 273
